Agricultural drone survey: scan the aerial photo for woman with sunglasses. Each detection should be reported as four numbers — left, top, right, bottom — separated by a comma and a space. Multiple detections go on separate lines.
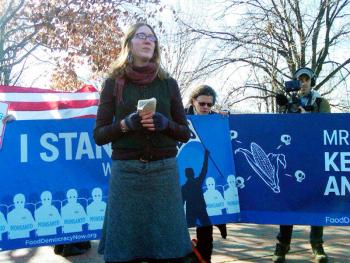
94, 23, 194, 262
185, 84, 228, 263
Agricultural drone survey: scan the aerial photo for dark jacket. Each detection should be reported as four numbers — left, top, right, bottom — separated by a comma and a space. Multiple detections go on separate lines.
94, 77, 190, 160
303, 90, 331, 113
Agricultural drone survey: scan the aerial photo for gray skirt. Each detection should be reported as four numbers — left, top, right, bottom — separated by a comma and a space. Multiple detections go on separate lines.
98, 157, 192, 261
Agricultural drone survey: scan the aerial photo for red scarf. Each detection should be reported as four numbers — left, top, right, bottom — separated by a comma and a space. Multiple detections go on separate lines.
114, 63, 158, 104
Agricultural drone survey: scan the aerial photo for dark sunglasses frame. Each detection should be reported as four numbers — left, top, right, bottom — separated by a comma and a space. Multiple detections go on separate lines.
197, 101, 213, 107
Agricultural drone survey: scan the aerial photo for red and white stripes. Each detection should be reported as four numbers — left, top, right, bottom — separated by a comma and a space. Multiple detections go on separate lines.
0, 85, 100, 120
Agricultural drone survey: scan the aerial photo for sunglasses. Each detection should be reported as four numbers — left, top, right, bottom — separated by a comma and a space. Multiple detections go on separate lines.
197, 101, 213, 107
134, 33, 157, 42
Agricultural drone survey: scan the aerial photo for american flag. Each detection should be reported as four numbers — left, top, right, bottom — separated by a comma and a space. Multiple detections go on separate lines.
0, 85, 100, 120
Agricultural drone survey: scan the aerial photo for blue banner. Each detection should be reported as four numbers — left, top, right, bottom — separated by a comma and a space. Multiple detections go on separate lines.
0, 115, 237, 250
177, 116, 239, 227
1, 113, 350, 251
0, 119, 110, 251
230, 113, 350, 226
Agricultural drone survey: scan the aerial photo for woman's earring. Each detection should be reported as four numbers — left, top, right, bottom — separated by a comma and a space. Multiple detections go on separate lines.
127, 53, 133, 64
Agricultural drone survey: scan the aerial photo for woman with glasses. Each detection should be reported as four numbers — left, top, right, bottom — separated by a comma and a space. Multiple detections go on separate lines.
94, 23, 194, 262
185, 84, 228, 263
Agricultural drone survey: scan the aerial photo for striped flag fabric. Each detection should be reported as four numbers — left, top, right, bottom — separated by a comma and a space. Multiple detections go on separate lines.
0, 85, 100, 120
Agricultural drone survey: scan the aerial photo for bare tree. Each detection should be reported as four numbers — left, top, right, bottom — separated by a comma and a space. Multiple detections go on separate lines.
0, 0, 43, 85
160, 3, 219, 101
161, 23, 213, 95
186, 0, 350, 112
0, 0, 161, 90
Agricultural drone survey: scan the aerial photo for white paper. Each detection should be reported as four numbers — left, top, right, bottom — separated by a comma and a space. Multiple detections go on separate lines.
0, 102, 9, 149
137, 97, 157, 113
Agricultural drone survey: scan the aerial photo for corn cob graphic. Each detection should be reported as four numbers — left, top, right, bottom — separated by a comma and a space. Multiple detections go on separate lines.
235, 142, 286, 193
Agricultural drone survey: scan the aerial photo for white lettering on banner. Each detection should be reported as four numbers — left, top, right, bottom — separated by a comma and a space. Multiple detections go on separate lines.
40, 133, 59, 162
325, 216, 350, 224
24, 233, 97, 246
102, 162, 111, 177
324, 152, 350, 172
39, 132, 110, 162
58, 133, 77, 160
75, 132, 94, 160
323, 130, 349, 145
20, 134, 28, 163
324, 176, 350, 195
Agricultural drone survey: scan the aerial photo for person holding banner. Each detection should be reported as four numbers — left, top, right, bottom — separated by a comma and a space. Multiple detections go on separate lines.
1, 114, 15, 124
1, 113, 15, 148
185, 84, 228, 263
273, 67, 330, 263
94, 23, 194, 262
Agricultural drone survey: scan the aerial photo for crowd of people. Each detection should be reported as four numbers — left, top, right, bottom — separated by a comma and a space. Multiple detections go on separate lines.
2, 22, 331, 263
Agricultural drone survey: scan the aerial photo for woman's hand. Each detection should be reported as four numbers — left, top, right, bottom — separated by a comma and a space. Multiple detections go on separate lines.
218, 110, 230, 116
124, 112, 142, 130
140, 111, 155, 131
298, 106, 307, 113
140, 111, 169, 131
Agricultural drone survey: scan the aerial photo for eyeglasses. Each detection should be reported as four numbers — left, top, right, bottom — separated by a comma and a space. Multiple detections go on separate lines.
134, 33, 157, 42
197, 101, 213, 107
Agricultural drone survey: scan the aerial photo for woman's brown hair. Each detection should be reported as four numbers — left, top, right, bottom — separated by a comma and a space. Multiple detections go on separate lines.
188, 84, 217, 106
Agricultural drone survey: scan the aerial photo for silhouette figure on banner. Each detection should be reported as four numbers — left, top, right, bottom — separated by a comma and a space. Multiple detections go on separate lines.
0, 210, 8, 240
181, 149, 210, 227
7, 193, 35, 239
224, 175, 240, 214
35, 191, 62, 236
204, 177, 225, 216
87, 187, 106, 230
61, 189, 87, 233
